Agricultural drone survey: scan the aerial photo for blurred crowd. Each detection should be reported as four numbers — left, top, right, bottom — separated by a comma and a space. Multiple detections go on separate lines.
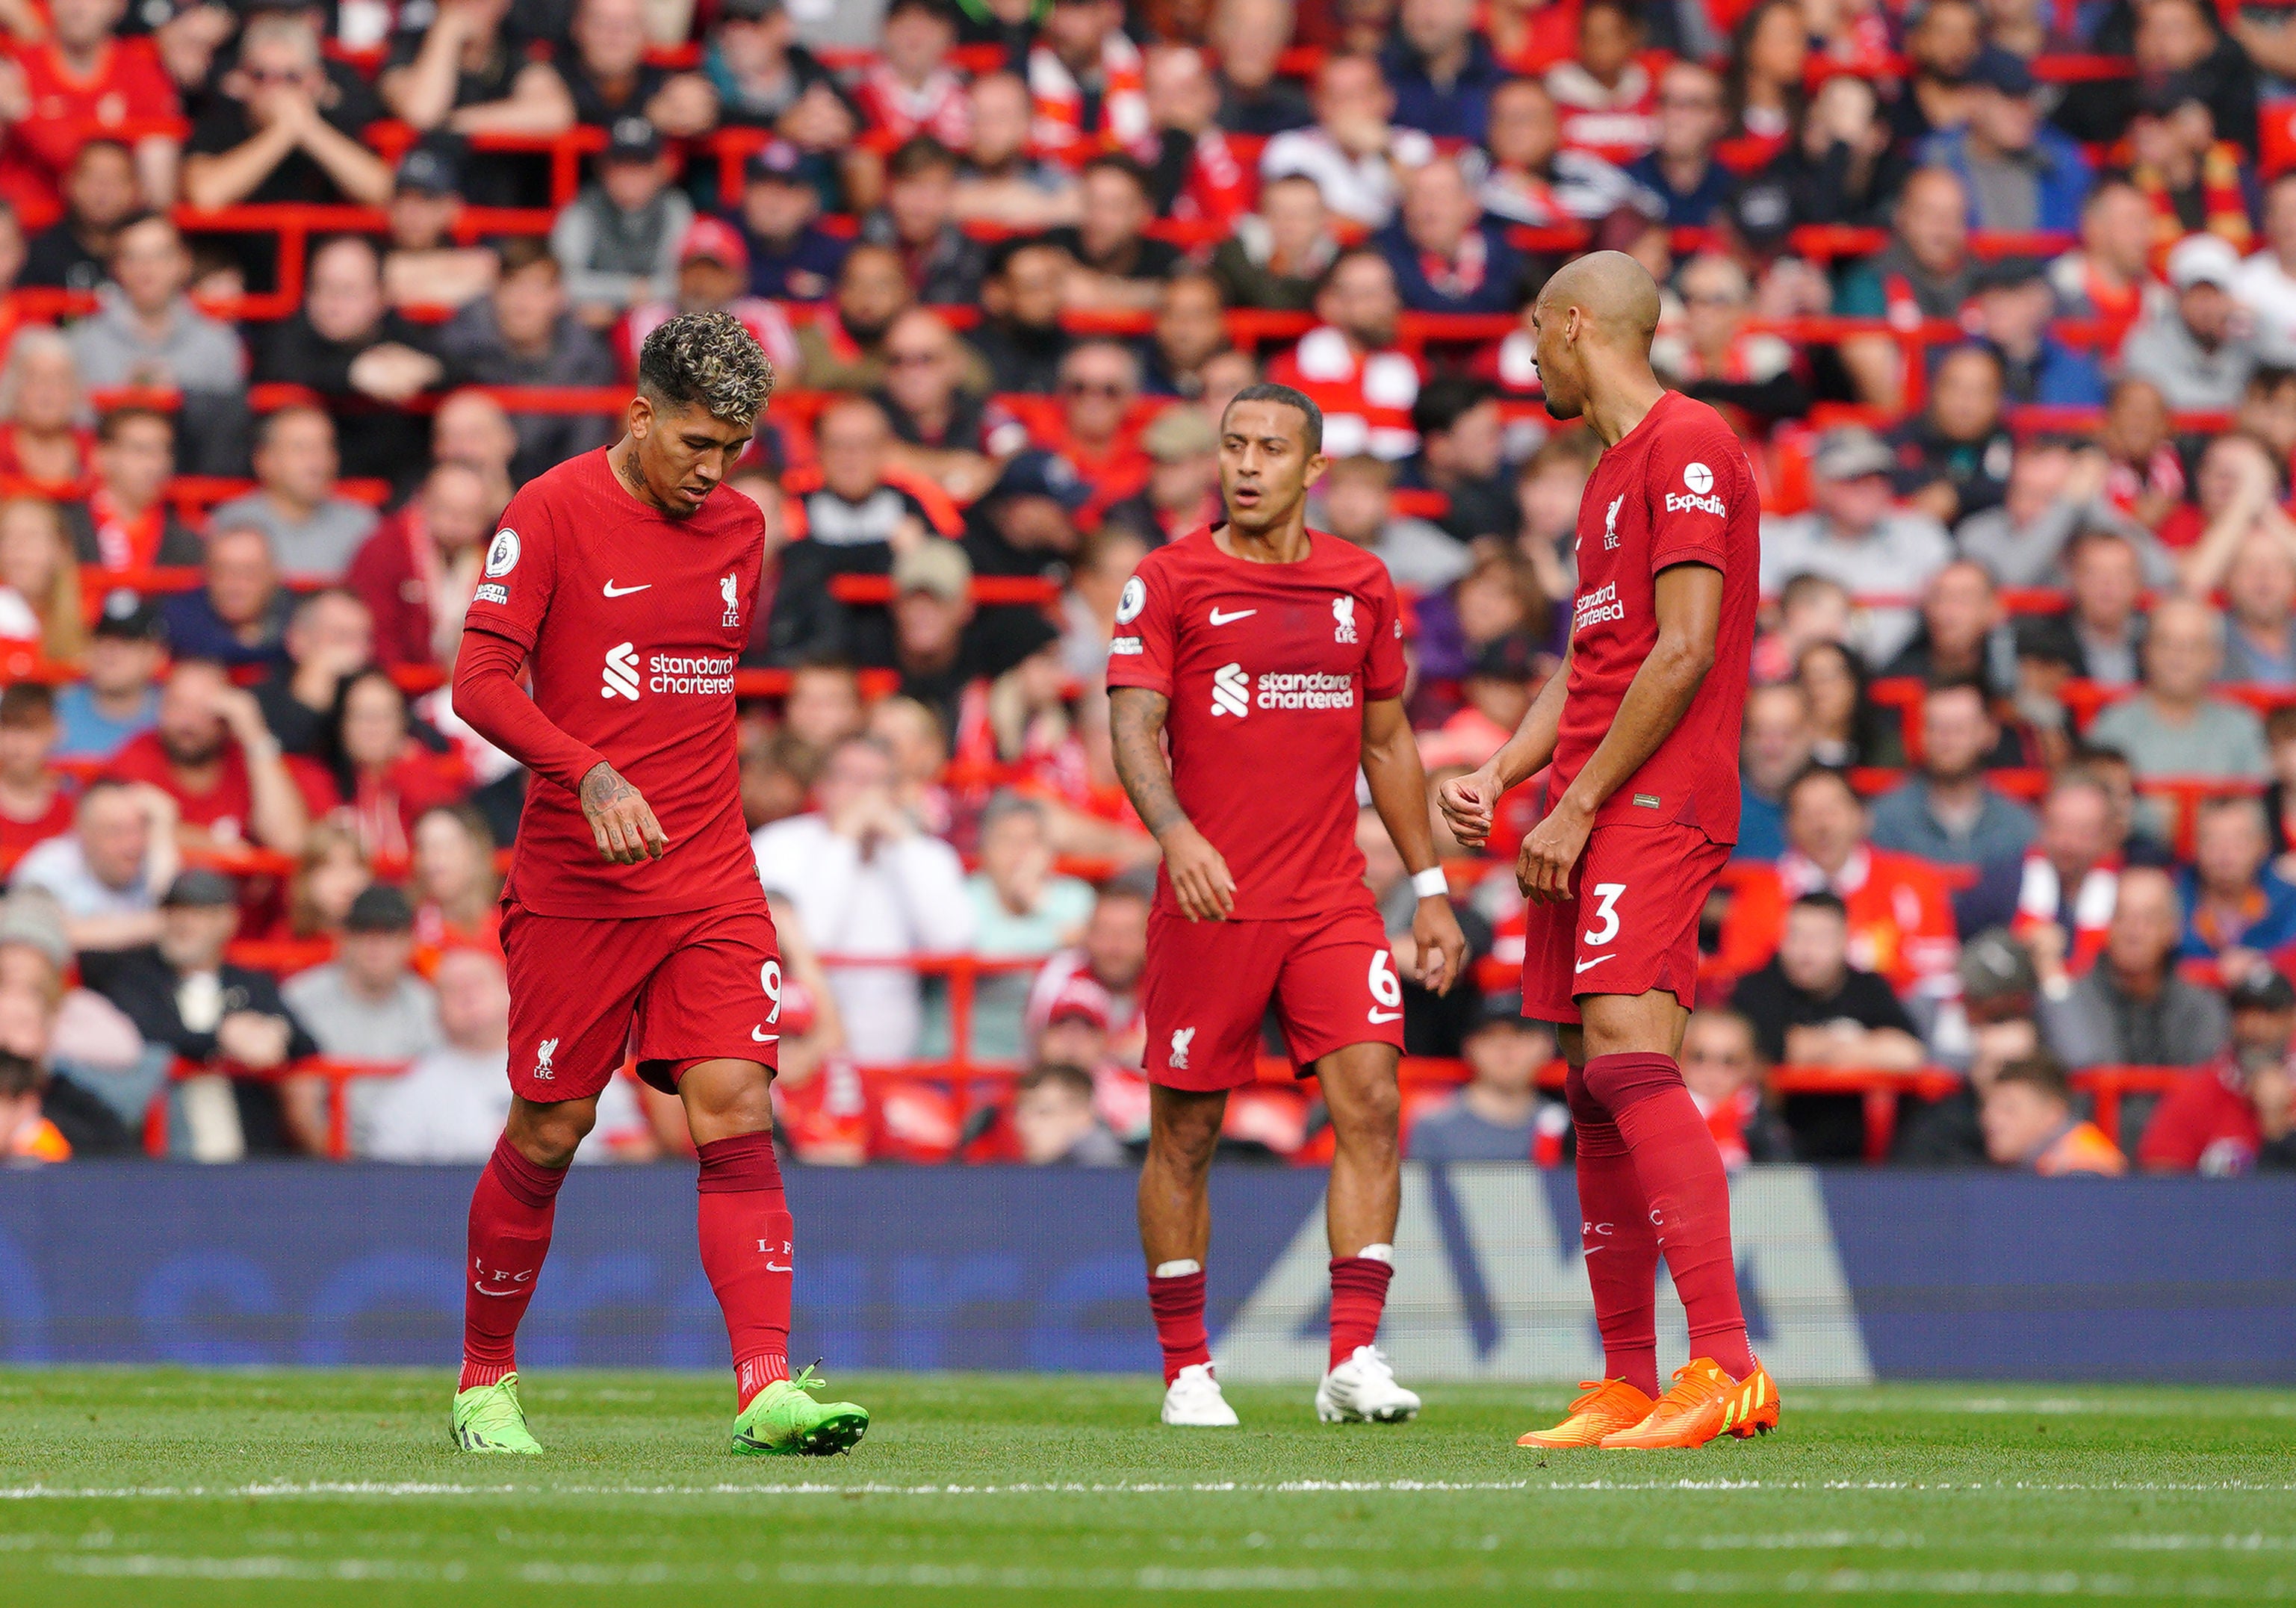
4, 0, 2296, 1178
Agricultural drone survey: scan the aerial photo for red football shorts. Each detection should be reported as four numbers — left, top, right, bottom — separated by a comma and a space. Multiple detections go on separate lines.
501, 898, 782, 1102
1519, 821, 1729, 1026
1141, 904, 1404, 1092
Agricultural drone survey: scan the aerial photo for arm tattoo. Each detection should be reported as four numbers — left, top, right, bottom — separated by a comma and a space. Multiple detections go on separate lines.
1108, 687, 1188, 837
580, 761, 637, 813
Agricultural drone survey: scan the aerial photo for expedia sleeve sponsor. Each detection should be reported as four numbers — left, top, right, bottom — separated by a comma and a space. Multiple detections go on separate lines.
648, 652, 739, 695
1256, 671, 1356, 710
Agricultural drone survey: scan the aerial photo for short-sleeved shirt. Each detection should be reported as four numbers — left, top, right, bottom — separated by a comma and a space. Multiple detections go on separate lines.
1105, 525, 1405, 920
185, 67, 385, 205
105, 733, 335, 843
462, 447, 766, 919
1552, 390, 1759, 842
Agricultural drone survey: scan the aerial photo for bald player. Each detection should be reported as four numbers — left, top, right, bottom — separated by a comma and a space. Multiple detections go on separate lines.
1439, 252, 1778, 1450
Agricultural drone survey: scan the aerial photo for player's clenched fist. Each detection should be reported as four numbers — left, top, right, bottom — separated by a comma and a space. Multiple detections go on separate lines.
1436, 769, 1500, 849
1158, 822, 1236, 921
1410, 895, 1468, 996
1516, 799, 1592, 904
580, 761, 671, 865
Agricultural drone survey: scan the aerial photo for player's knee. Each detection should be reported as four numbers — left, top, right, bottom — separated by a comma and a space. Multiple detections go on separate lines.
1149, 1100, 1223, 1169
507, 1096, 595, 1167
1578, 1051, 1684, 1114
1329, 1077, 1400, 1149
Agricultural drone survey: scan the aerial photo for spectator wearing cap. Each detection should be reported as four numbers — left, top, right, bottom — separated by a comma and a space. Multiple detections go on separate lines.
1759, 426, 1954, 667
438, 238, 617, 485
738, 140, 848, 303
2138, 966, 2296, 1173
64, 409, 202, 577
1406, 990, 1554, 1162
1378, 155, 1524, 318
1729, 889, 1927, 1161
1887, 344, 2014, 529
2038, 863, 2228, 1074
1832, 169, 1979, 414
1210, 173, 1338, 313
52, 592, 163, 763
181, 8, 390, 214
2088, 595, 2271, 786
1983, 1054, 2127, 1176
952, 71, 1084, 232
376, 0, 575, 190
2174, 795, 2296, 968
1918, 49, 2093, 235
968, 238, 1074, 397
885, 539, 988, 736
704, 0, 848, 149
564, 0, 716, 135
549, 116, 692, 329
1105, 406, 1224, 549
872, 307, 1004, 506
1268, 249, 1421, 462
959, 450, 1093, 621
1312, 453, 1468, 593
67, 218, 247, 477
207, 408, 379, 584
1262, 52, 1436, 231
2235, 173, 2296, 370
1649, 251, 1811, 429
0, 898, 148, 1154
107, 657, 326, 860
793, 242, 919, 395
254, 237, 445, 486
379, 144, 499, 311
1966, 258, 2108, 409
279, 881, 439, 1146
2123, 75, 2256, 259
0, 683, 71, 870
618, 216, 800, 379
1870, 682, 2038, 868
753, 734, 975, 1065
80, 867, 320, 1157
2123, 232, 2259, 412
1474, 78, 1648, 229
964, 791, 1096, 1062
1624, 61, 1731, 227
861, 137, 987, 307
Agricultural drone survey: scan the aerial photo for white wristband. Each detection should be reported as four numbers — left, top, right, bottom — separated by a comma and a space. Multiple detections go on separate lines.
1410, 866, 1448, 899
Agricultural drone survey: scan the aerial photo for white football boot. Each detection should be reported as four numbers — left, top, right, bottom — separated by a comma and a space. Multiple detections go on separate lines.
1161, 1362, 1241, 1427
1315, 1345, 1421, 1424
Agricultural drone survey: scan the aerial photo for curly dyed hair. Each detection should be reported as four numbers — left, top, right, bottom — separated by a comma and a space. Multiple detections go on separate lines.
636, 311, 777, 424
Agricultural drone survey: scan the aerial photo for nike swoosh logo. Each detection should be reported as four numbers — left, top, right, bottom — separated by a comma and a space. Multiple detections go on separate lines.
1208, 607, 1256, 624
751, 1028, 778, 1043
603, 581, 651, 597
473, 1287, 522, 1298
1583, 1245, 1604, 1256
1368, 1008, 1403, 1022
1574, 954, 1615, 974
764, 1262, 792, 1272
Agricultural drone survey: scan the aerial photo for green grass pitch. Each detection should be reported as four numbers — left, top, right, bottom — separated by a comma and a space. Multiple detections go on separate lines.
1, 1370, 2291, 1605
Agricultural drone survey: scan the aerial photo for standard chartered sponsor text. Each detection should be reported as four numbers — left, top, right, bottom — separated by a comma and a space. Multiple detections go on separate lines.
648, 651, 739, 695
1256, 671, 1355, 710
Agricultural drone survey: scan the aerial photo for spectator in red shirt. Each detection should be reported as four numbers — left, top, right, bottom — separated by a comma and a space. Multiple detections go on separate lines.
1044, 340, 1152, 520
0, 0, 181, 227
2139, 966, 2296, 1173
317, 667, 474, 863
1486, 0, 1582, 78
106, 657, 320, 859
1543, 0, 1654, 164
408, 802, 501, 967
0, 683, 72, 872
347, 460, 497, 671
852, 0, 971, 153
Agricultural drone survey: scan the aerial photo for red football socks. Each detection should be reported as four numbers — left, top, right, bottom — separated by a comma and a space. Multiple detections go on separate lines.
1327, 1255, 1394, 1368
1585, 1052, 1759, 1382
1147, 1265, 1211, 1383
1565, 1067, 1662, 1399
459, 1134, 568, 1391
696, 1132, 795, 1412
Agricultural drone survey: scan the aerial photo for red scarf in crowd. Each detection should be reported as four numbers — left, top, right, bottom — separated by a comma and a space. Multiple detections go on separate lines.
1028, 34, 1153, 166
2008, 852, 2120, 976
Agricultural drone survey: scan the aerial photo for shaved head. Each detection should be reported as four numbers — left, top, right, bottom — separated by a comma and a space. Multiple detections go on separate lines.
1527, 249, 1664, 426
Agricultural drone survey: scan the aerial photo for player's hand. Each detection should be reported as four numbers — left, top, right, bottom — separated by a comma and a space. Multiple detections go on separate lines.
1157, 822, 1235, 921
1515, 798, 1591, 904
580, 760, 670, 865
1410, 894, 1468, 996
1436, 768, 1501, 849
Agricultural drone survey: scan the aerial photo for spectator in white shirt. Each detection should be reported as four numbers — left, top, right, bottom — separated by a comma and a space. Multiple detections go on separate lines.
1261, 52, 1433, 229
2236, 172, 2296, 369
10, 777, 179, 952
751, 734, 974, 1064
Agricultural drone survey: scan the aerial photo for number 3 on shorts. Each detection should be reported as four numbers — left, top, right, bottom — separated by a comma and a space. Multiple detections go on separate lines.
1583, 883, 1626, 946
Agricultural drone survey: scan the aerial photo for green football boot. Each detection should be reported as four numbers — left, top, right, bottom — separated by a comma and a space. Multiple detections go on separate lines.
450, 1373, 544, 1454
730, 1364, 870, 1456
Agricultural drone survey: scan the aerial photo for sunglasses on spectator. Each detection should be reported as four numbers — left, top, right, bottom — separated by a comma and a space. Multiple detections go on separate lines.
1063, 379, 1130, 398
244, 65, 316, 85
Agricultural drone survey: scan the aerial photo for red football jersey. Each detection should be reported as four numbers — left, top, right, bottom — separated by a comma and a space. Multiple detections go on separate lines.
0, 40, 179, 219
462, 448, 766, 919
1551, 391, 1758, 842
1105, 526, 1405, 920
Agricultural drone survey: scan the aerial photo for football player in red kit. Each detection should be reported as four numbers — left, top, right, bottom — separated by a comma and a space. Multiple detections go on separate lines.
444, 312, 867, 1456
1440, 253, 1781, 1450
1108, 383, 1467, 1427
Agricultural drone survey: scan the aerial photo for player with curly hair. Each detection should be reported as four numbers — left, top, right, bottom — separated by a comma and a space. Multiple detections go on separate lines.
444, 311, 869, 1457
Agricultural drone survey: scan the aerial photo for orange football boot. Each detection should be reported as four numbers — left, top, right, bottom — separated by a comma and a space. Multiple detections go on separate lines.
1515, 1378, 1659, 1449
1598, 1359, 1781, 1450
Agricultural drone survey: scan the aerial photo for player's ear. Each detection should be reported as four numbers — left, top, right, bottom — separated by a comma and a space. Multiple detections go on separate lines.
627, 392, 654, 441
1302, 450, 1329, 491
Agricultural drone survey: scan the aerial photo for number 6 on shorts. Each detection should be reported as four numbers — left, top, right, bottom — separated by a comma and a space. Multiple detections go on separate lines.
1583, 883, 1626, 946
